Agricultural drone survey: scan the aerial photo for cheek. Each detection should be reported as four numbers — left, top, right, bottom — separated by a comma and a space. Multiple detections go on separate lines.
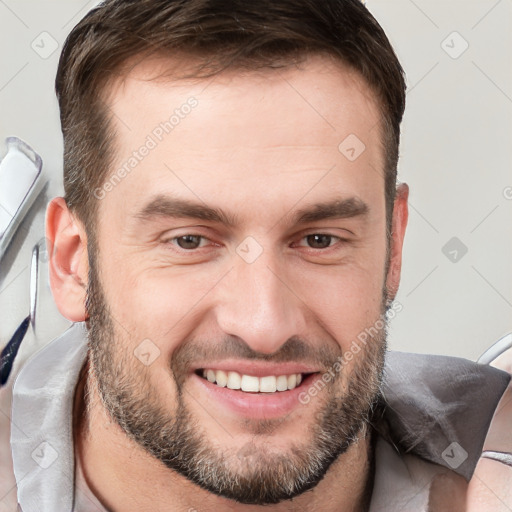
291, 258, 386, 350
98, 249, 227, 349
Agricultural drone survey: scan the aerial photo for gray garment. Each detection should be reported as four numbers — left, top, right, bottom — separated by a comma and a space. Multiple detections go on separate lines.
10, 323, 511, 512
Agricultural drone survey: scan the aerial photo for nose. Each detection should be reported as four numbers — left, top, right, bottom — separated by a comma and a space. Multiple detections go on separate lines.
214, 250, 307, 355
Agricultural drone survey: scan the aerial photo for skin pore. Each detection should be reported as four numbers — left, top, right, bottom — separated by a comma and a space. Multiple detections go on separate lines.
47, 54, 409, 511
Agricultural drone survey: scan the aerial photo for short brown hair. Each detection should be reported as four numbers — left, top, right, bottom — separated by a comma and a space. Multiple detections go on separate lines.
56, 0, 406, 231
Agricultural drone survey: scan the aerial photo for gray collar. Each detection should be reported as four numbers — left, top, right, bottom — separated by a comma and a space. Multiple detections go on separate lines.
10, 323, 510, 511
379, 350, 509, 480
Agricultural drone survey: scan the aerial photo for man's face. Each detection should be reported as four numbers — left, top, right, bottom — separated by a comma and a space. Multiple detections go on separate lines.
87, 55, 393, 504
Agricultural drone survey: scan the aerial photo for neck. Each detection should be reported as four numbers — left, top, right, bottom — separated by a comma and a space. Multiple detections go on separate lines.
74, 365, 374, 512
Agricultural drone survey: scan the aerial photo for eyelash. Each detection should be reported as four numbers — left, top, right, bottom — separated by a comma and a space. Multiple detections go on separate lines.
166, 234, 212, 250
164, 233, 345, 252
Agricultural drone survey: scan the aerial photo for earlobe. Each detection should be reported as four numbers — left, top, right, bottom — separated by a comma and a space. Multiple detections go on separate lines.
46, 197, 89, 322
385, 183, 409, 302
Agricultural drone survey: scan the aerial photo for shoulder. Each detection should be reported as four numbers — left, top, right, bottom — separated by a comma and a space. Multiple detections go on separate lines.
370, 435, 467, 512
467, 351, 512, 511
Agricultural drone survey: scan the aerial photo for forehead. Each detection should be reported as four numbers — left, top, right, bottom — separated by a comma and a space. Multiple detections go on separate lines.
99, 54, 385, 226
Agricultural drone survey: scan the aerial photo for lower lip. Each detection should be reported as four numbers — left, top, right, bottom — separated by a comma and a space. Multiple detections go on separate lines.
189, 372, 320, 419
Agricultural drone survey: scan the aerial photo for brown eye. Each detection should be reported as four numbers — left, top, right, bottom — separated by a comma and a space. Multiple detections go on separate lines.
305, 234, 334, 249
175, 235, 203, 249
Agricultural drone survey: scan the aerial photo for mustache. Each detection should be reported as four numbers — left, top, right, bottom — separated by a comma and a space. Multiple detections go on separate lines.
170, 335, 343, 378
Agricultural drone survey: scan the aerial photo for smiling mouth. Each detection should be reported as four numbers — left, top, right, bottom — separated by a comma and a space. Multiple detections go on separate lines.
195, 369, 316, 393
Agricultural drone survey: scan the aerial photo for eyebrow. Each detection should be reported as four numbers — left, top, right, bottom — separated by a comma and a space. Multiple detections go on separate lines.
134, 195, 238, 227
133, 195, 369, 227
292, 197, 369, 224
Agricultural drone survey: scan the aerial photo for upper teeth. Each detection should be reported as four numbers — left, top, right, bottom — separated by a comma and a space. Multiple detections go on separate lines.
202, 369, 303, 392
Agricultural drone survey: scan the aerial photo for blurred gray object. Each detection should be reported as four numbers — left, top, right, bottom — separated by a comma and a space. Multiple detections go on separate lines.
478, 332, 512, 365
0, 243, 40, 386
0, 137, 44, 261
0, 136, 71, 384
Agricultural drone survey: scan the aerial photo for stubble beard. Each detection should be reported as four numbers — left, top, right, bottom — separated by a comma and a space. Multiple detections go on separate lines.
85, 255, 387, 505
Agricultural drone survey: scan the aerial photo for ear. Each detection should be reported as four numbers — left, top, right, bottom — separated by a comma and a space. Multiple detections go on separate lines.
385, 183, 409, 302
46, 197, 89, 322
